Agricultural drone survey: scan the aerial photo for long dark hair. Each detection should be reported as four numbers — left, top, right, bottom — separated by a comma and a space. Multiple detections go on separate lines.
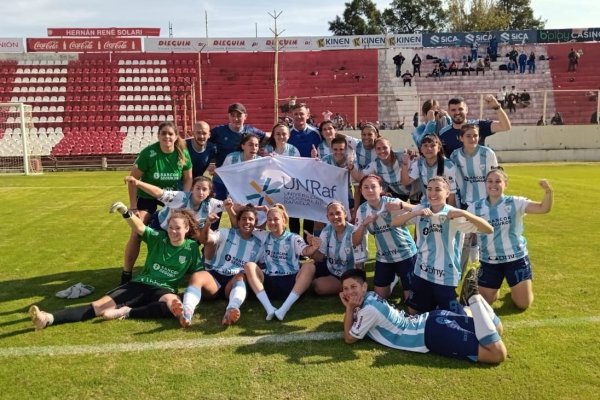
420, 134, 445, 176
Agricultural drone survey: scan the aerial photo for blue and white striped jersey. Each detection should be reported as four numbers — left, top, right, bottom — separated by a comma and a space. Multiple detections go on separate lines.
450, 145, 497, 205
354, 140, 377, 170
206, 228, 263, 276
468, 195, 530, 264
319, 223, 366, 276
350, 292, 429, 353
253, 230, 307, 275
263, 143, 300, 157
157, 191, 223, 229
361, 152, 409, 196
408, 157, 458, 204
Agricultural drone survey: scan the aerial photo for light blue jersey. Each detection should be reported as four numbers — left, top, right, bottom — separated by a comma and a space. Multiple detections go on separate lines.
157, 191, 223, 229
410, 204, 479, 286
206, 228, 263, 276
253, 230, 307, 275
408, 157, 458, 204
355, 197, 417, 263
411, 116, 451, 147
468, 195, 530, 264
321, 154, 354, 199
319, 223, 366, 276
264, 143, 300, 157
221, 151, 260, 167
318, 136, 359, 159
362, 152, 409, 196
450, 145, 497, 205
354, 140, 377, 170
350, 292, 429, 352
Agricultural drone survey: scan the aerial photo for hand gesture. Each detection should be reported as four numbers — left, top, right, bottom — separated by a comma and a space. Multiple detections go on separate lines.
223, 197, 234, 211
419, 208, 433, 217
109, 201, 128, 215
124, 176, 137, 185
484, 94, 501, 109
311, 144, 319, 159
539, 179, 552, 192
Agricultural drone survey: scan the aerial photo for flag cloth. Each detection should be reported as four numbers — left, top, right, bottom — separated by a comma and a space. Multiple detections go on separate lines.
215, 155, 349, 224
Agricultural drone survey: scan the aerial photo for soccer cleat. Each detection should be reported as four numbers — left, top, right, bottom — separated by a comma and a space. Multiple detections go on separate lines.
102, 306, 131, 320
171, 298, 193, 327
29, 305, 52, 331
460, 267, 480, 306
109, 201, 128, 215
222, 307, 241, 326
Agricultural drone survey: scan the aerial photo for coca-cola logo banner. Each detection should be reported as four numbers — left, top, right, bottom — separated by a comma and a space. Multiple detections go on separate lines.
26, 38, 141, 52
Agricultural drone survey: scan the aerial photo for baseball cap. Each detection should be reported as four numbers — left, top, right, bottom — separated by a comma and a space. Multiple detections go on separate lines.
228, 103, 247, 114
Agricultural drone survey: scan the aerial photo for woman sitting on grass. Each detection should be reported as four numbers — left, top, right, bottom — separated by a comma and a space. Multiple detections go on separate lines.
29, 206, 201, 330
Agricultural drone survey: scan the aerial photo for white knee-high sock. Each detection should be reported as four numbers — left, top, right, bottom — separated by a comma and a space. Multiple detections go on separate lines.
227, 280, 247, 310
275, 291, 300, 320
479, 296, 501, 327
256, 290, 276, 319
182, 286, 202, 312
468, 294, 501, 345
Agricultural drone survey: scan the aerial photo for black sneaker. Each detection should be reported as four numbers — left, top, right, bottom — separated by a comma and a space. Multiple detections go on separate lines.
459, 267, 480, 305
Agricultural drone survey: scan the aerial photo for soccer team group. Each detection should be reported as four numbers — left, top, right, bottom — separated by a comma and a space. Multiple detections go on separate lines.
30, 99, 554, 364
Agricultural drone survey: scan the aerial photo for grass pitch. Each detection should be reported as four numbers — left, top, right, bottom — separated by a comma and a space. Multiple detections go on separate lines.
0, 164, 599, 399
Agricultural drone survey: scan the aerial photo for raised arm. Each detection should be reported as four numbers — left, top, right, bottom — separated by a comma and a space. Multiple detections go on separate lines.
485, 94, 512, 133
525, 179, 554, 214
124, 176, 164, 199
447, 208, 494, 234
182, 168, 193, 192
110, 202, 146, 236
127, 166, 144, 212
400, 152, 415, 186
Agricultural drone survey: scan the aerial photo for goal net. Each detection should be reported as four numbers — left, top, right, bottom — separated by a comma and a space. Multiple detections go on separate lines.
0, 103, 43, 174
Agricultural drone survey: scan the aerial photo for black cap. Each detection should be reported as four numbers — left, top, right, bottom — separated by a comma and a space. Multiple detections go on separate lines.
228, 103, 247, 114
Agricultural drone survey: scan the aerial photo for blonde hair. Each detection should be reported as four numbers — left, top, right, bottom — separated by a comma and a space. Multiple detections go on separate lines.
268, 203, 289, 225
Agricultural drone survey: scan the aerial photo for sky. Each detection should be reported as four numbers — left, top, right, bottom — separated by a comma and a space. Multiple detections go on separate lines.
0, 0, 597, 39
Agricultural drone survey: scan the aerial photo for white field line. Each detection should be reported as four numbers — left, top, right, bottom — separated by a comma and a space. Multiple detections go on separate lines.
2, 315, 599, 358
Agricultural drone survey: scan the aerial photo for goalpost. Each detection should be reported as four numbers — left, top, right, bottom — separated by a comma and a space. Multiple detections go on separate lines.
0, 103, 43, 175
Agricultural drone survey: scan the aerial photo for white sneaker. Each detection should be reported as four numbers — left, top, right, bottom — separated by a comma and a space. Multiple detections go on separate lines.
102, 306, 131, 320
29, 305, 52, 330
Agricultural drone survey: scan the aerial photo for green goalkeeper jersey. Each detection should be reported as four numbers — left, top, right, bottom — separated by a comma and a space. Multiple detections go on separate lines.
134, 142, 192, 199
132, 227, 202, 292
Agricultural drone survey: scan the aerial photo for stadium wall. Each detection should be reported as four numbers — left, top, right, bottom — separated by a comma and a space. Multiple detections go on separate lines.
344, 125, 600, 163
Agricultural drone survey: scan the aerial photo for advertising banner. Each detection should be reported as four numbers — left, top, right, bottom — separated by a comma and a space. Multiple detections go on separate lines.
423, 30, 537, 47
26, 38, 141, 52
537, 28, 600, 43
47, 27, 160, 37
0, 38, 24, 53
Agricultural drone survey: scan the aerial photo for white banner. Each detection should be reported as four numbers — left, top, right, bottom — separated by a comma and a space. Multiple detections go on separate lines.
143, 33, 422, 53
215, 156, 349, 224
0, 38, 24, 53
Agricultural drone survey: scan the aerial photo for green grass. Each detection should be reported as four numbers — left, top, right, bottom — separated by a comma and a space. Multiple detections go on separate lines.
1, 164, 599, 399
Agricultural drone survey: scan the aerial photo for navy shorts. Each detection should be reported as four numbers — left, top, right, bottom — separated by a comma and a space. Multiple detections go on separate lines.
107, 281, 172, 308
263, 274, 297, 300
406, 275, 465, 315
207, 270, 237, 299
373, 255, 416, 291
314, 261, 340, 279
213, 180, 228, 201
424, 310, 479, 362
479, 256, 533, 289
148, 211, 163, 230
136, 197, 163, 214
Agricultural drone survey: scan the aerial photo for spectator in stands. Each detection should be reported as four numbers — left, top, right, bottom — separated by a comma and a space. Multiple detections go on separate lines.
448, 61, 459, 76
394, 118, 405, 130
489, 36, 498, 61
439, 95, 511, 158
507, 59, 517, 73
209, 103, 265, 227
519, 90, 531, 107
438, 60, 448, 76
393, 52, 406, 77
536, 116, 545, 126
568, 48, 579, 72
591, 111, 599, 124
506, 91, 518, 114
476, 59, 485, 76
461, 60, 471, 76
287, 103, 321, 238
508, 47, 519, 64
550, 112, 564, 125
186, 121, 217, 179
518, 51, 528, 74
412, 53, 422, 77
120, 121, 192, 285
431, 65, 442, 81
496, 86, 507, 109
470, 39, 479, 62
484, 54, 491, 71
401, 70, 413, 86
527, 51, 536, 74
413, 112, 419, 128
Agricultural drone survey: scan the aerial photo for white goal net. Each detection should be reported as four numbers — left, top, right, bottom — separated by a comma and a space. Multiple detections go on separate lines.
0, 103, 44, 174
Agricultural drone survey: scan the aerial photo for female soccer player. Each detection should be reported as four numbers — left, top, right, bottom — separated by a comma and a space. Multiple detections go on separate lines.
468, 167, 553, 310
29, 206, 201, 330
315, 120, 358, 159
401, 133, 458, 207
178, 204, 263, 327
354, 123, 380, 171
262, 123, 300, 157
245, 204, 321, 321
392, 176, 493, 315
121, 121, 192, 284
352, 174, 417, 300
310, 201, 367, 296
340, 268, 506, 364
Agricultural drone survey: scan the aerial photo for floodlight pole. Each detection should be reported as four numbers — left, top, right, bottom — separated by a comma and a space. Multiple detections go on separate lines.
269, 10, 285, 125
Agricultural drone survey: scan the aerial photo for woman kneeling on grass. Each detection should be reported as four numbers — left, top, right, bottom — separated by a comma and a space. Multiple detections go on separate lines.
245, 204, 321, 321
468, 167, 553, 310
30, 206, 201, 330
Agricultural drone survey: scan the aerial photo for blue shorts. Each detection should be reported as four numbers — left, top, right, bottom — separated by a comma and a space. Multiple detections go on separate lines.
373, 255, 416, 291
107, 281, 172, 308
479, 256, 532, 289
425, 310, 479, 362
263, 274, 297, 300
148, 211, 163, 230
406, 276, 465, 315
207, 270, 237, 299
136, 197, 163, 214
213, 180, 228, 201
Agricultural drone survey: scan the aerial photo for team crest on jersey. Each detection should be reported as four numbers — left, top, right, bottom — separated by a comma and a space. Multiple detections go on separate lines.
153, 172, 160, 179
149, 150, 157, 157
179, 256, 187, 264
345, 247, 351, 254
439, 215, 447, 224
504, 205, 512, 213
